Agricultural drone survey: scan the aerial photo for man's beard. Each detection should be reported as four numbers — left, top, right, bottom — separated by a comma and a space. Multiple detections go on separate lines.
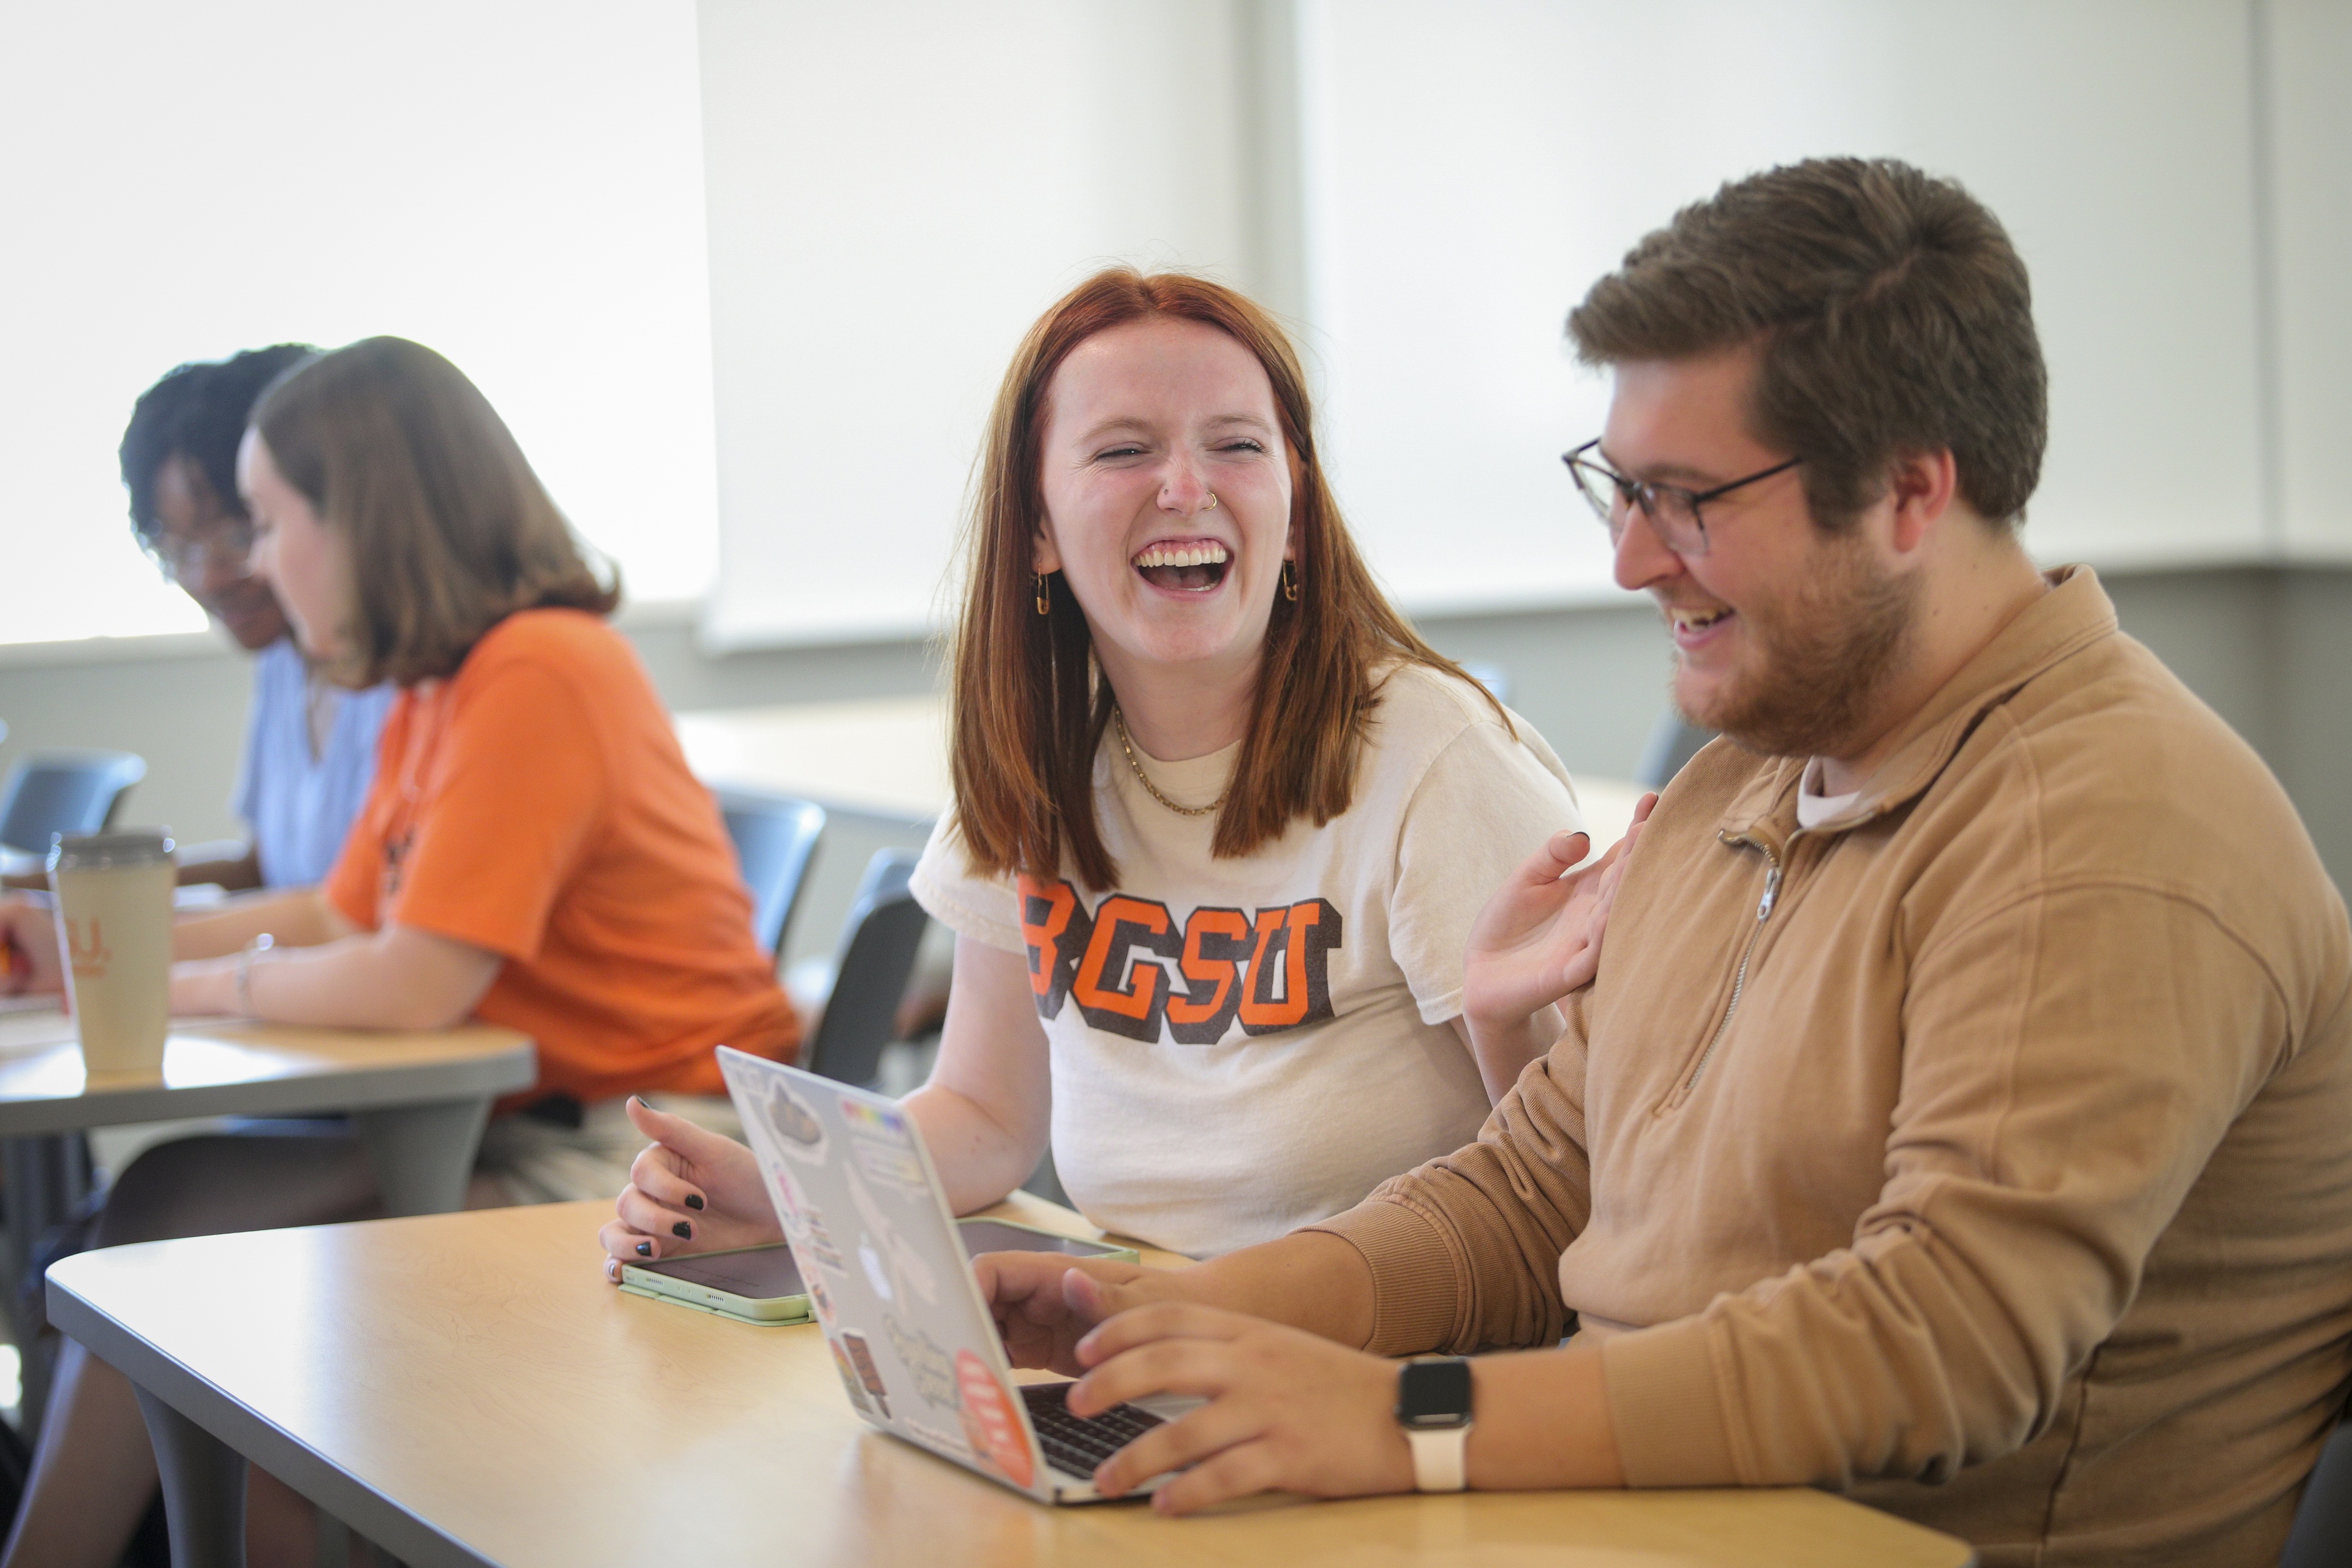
1676, 539, 1920, 761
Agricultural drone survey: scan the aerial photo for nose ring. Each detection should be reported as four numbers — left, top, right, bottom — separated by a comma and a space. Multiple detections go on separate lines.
1202, 492, 1219, 510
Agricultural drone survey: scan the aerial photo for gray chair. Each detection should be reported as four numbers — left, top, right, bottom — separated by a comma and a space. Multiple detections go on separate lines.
802, 850, 929, 1090
0, 749, 148, 857
1635, 712, 1712, 791
714, 789, 826, 958
2281, 1406, 2352, 1568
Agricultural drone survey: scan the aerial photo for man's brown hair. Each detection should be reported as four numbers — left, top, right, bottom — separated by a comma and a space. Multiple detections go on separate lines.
1569, 156, 2047, 530
252, 336, 620, 687
950, 267, 1499, 890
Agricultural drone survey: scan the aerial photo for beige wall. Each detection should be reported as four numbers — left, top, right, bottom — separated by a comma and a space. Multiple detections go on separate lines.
4, 567, 2347, 963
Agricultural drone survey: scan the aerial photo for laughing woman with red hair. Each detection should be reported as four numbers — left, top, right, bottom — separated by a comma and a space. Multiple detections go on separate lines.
606, 269, 1589, 1265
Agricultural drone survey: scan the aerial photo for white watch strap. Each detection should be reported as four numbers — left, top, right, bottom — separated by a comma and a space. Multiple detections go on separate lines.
1404, 1423, 1469, 1492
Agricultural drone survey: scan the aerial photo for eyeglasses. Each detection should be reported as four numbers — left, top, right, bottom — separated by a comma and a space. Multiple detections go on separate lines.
1561, 439, 1803, 557
149, 519, 256, 585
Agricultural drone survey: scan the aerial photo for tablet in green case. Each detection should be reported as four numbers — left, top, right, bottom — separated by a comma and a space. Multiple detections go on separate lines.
620, 1218, 1140, 1327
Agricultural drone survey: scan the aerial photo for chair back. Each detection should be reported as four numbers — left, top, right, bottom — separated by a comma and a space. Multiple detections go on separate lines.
715, 789, 826, 957
802, 849, 928, 1090
2282, 1405, 2352, 1568
0, 750, 148, 856
1635, 712, 1712, 791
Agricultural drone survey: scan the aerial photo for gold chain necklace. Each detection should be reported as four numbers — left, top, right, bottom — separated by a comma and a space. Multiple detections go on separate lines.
1112, 708, 1228, 817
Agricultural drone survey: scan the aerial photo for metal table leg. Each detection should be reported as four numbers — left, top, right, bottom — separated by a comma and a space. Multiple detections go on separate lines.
135, 1385, 246, 1568
4, 1132, 91, 1439
352, 1098, 492, 1217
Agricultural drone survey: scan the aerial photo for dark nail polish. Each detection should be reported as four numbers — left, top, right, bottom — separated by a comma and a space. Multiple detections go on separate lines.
673, 1221, 693, 1240
635, 1242, 652, 1257
684, 1194, 706, 1211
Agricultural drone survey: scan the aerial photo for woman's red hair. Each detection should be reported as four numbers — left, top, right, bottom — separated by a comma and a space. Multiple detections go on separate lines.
949, 269, 1500, 889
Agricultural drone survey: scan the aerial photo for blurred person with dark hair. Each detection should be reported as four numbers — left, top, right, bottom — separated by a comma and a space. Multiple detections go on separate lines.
970, 159, 2352, 1567
7, 346, 396, 891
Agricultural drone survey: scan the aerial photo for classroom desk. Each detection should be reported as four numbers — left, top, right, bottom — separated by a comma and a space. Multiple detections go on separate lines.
674, 693, 1652, 850
48, 1197, 1973, 1568
675, 693, 950, 824
0, 1003, 535, 1423
0, 1006, 534, 1214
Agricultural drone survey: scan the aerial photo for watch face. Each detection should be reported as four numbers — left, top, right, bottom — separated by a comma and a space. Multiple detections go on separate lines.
1396, 1357, 1474, 1427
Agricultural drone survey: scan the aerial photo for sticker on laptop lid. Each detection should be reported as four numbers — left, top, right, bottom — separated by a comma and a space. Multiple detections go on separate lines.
828, 1337, 876, 1418
884, 1315, 957, 1411
840, 1331, 892, 1419
956, 1351, 1034, 1488
806, 1268, 836, 1326
840, 1098, 908, 1140
758, 1079, 828, 1165
854, 1139, 926, 1192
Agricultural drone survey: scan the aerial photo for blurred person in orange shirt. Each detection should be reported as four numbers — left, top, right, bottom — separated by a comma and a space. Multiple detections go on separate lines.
0, 336, 795, 1568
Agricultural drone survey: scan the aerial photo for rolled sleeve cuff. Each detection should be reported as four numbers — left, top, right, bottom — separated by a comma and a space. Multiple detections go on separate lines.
1303, 1196, 1465, 1356
1600, 1315, 1742, 1487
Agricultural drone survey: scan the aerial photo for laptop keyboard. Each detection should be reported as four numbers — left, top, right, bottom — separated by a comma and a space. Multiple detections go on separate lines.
1020, 1381, 1164, 1480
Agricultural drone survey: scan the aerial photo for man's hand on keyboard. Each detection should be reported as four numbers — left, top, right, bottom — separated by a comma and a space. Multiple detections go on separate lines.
973, 1251, 1181, 1378
1060, 1302, 1414, 1515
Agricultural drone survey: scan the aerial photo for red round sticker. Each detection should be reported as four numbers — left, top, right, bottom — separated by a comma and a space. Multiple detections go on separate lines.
955, 1351, 1034, 1488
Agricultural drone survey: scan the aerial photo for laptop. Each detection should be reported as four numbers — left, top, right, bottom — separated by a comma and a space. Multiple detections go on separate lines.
717, 1047, 1178, 1503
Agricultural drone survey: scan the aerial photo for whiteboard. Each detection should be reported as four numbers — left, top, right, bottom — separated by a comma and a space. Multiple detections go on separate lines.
1297, 0, 2269, 608
696, 0, 1255, 650
698, 0, 2332, 648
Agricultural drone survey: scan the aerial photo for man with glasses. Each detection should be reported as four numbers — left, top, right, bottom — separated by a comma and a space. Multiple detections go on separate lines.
977, 158, 2352, 1566
115, 347, 392, 890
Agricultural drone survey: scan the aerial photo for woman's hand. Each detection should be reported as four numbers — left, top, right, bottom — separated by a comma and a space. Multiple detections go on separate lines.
1066, 1302, 1413, 1515
597, 1097, 782, 1276
1462, 794, 1656, 1031
0, 899, 62, 996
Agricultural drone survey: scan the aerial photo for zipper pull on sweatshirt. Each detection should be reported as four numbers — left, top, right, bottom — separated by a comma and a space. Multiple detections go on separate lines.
1757, 863, 1783, 921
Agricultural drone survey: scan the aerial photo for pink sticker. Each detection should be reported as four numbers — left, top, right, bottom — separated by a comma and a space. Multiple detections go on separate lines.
955, 1351, 1034, 1488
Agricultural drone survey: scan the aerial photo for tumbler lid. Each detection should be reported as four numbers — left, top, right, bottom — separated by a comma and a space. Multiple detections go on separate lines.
48, 828, 176, 870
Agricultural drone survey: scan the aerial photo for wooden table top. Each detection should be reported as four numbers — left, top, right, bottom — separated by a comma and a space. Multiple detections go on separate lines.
0, 1007, 534, 1135
48, 1197, 1971, 1568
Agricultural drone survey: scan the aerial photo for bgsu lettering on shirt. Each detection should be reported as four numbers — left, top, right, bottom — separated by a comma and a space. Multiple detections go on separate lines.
1017, 875, 1342, 1044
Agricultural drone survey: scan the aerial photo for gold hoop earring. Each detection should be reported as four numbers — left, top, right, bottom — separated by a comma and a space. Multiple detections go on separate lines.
1281, 560, 1298, 601
1035, 572, 1050, 616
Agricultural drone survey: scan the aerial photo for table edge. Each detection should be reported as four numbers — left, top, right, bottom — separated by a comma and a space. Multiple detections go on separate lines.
47, 1273, 493, 1568
0, 1045, 535, 1136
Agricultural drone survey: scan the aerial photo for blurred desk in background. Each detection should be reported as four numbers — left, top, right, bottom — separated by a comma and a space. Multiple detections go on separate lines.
676, 695, 949, 826
0, 1006, 532, 1429
673, 693, 1645, 852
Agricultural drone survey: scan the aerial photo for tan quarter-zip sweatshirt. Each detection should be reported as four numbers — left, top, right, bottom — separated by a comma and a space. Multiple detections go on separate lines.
1312, 567, 2352, 1566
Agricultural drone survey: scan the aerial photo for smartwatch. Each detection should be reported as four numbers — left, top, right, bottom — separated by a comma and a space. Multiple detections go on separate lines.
1395, 1356, 1474, 1492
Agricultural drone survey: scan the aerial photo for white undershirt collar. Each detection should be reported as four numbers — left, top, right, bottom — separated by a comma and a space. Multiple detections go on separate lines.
1795, 756, 1867, 829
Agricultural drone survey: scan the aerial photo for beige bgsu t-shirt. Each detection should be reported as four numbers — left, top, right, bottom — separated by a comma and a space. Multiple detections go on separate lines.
911, 664, 1583, 1257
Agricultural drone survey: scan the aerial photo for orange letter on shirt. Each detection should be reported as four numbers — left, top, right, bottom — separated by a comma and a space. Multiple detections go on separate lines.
1167, 906, 1250, 1044
1016, 875, 1090, 1020
1072, 894, 1176, 1042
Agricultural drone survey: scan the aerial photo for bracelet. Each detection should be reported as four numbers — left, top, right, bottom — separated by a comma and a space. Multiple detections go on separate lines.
235, 933, 276, 1016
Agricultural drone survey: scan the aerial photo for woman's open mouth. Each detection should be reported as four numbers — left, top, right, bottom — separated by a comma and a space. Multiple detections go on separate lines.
1131, 538, 1231, 592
